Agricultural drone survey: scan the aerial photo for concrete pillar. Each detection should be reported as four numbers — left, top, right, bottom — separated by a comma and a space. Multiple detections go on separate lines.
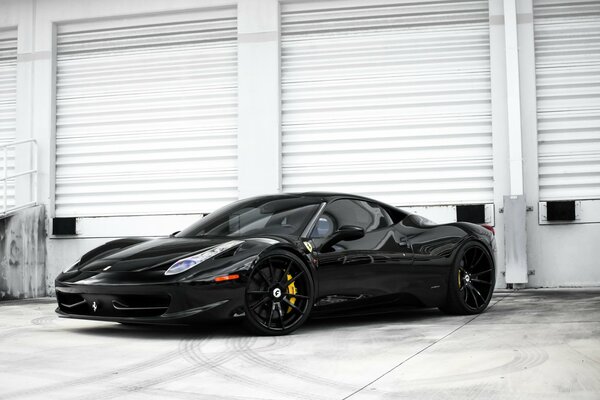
489, 0, 529, 284
502, 0, 531, 284
237, 0, 281, 198
517, 0, 544, 287
503, 0, 525, 197
489, 0, 510, 287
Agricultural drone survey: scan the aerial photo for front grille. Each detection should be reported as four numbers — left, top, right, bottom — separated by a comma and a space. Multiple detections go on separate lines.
57, 292, 171, 318
110, 294, 171, 317
57, 292, 88, 314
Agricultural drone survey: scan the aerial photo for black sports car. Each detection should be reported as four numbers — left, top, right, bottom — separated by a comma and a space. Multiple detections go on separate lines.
55, 192, 496, 335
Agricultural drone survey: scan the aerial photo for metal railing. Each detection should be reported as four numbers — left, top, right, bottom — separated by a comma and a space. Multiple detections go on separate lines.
0, 139, 38, 217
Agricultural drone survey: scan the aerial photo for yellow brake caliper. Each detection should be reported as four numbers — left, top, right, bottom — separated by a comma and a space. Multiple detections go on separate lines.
458, 269, 462, 289
286, 274, 297, 313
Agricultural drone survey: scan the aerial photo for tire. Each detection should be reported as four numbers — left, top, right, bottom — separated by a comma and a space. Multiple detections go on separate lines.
243, 250, 314, 335
439, 240, 495, 315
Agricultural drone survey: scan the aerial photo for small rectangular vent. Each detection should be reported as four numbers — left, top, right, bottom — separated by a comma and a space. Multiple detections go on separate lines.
456, 204, 486, 224
546, 201, 576, 221
53, 217, 77, 235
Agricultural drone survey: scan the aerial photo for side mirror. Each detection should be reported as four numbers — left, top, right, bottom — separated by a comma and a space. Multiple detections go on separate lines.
319, 225, 365, 252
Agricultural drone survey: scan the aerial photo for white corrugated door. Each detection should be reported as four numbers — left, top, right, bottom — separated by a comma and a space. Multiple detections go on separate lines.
534, 0, 600, 200
280, 0, 493, 206
0, 29, 17, 210
55, 9, 238, 217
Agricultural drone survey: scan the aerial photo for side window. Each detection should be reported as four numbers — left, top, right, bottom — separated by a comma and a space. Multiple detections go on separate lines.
365, 201, 394, 230
311, 199, 393, 238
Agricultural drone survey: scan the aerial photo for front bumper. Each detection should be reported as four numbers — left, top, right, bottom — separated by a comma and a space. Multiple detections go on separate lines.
55, 277, 246, 325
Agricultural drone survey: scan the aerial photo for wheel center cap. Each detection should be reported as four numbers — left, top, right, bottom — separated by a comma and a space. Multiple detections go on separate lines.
272, 287, 282, 299
464, 274, 471, 283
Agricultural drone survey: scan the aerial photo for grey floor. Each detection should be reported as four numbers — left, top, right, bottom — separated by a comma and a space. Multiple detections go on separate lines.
1, 289, 599, 400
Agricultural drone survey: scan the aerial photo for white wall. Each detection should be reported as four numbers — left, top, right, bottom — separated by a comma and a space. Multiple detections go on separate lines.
0, 0, 598, 291
517, 0, 600, 287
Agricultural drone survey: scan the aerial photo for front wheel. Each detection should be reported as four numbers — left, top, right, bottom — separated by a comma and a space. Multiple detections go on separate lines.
439, 241, 495, 315
243, 250, 314, 335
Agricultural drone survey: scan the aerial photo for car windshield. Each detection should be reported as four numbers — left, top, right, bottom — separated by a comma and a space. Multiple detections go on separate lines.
176, 196, 322, 238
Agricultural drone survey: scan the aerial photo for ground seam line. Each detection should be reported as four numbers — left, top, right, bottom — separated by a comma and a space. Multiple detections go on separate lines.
341, 294, 510, 400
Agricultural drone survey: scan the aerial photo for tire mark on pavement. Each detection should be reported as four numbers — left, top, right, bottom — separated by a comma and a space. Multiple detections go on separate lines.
79, 334, 290, 400
230, 335, 358, 392
31, 316, 59, 326
3, 333, 199, 400
341, 293, 512, 400
181, 335, 322, 400
383, 346, 549, 389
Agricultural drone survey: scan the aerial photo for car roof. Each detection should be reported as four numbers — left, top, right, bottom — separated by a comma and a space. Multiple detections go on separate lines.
241, 192, 411, 224
245, 192, 397, 208
293, 191, 375, 201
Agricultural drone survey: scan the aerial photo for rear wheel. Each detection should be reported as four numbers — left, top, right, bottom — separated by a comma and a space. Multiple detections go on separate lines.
243, 250, 314, 335
439, 241, 495, 315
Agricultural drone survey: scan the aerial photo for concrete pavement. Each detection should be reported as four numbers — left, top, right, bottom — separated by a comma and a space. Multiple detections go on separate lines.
0, 289, 599, 399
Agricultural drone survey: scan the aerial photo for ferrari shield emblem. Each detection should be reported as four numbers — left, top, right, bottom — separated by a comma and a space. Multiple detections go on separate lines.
303, 241, 313, 252
92, 301, 98, 312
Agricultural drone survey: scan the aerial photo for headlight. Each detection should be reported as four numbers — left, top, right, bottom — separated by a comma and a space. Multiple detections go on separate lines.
63, 258, 81, 273
164, 240, 243, 276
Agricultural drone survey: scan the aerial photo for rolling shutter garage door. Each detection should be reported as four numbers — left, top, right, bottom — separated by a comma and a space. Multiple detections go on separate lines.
55, 9, 238, 217
281, 0, 493, 206
534, 0, 600, 201
0, 29, 17, 210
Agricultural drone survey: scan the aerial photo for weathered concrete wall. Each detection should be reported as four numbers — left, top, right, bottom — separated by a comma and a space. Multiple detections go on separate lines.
0, 206, 47, 300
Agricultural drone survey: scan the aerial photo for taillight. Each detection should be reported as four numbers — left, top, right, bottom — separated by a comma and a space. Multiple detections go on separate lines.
481, 224, 495, 235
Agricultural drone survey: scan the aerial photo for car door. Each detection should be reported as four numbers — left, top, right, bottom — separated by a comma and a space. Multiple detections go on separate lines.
311, 199, 413, 304
395, 214, 467, 305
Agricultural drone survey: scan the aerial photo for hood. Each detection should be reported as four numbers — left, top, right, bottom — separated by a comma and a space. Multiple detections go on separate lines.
79, 237, 231, 272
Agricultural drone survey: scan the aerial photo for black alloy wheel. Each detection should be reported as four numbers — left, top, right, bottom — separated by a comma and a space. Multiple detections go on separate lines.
244, 250, 314, 335
440, 241, 495, 315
